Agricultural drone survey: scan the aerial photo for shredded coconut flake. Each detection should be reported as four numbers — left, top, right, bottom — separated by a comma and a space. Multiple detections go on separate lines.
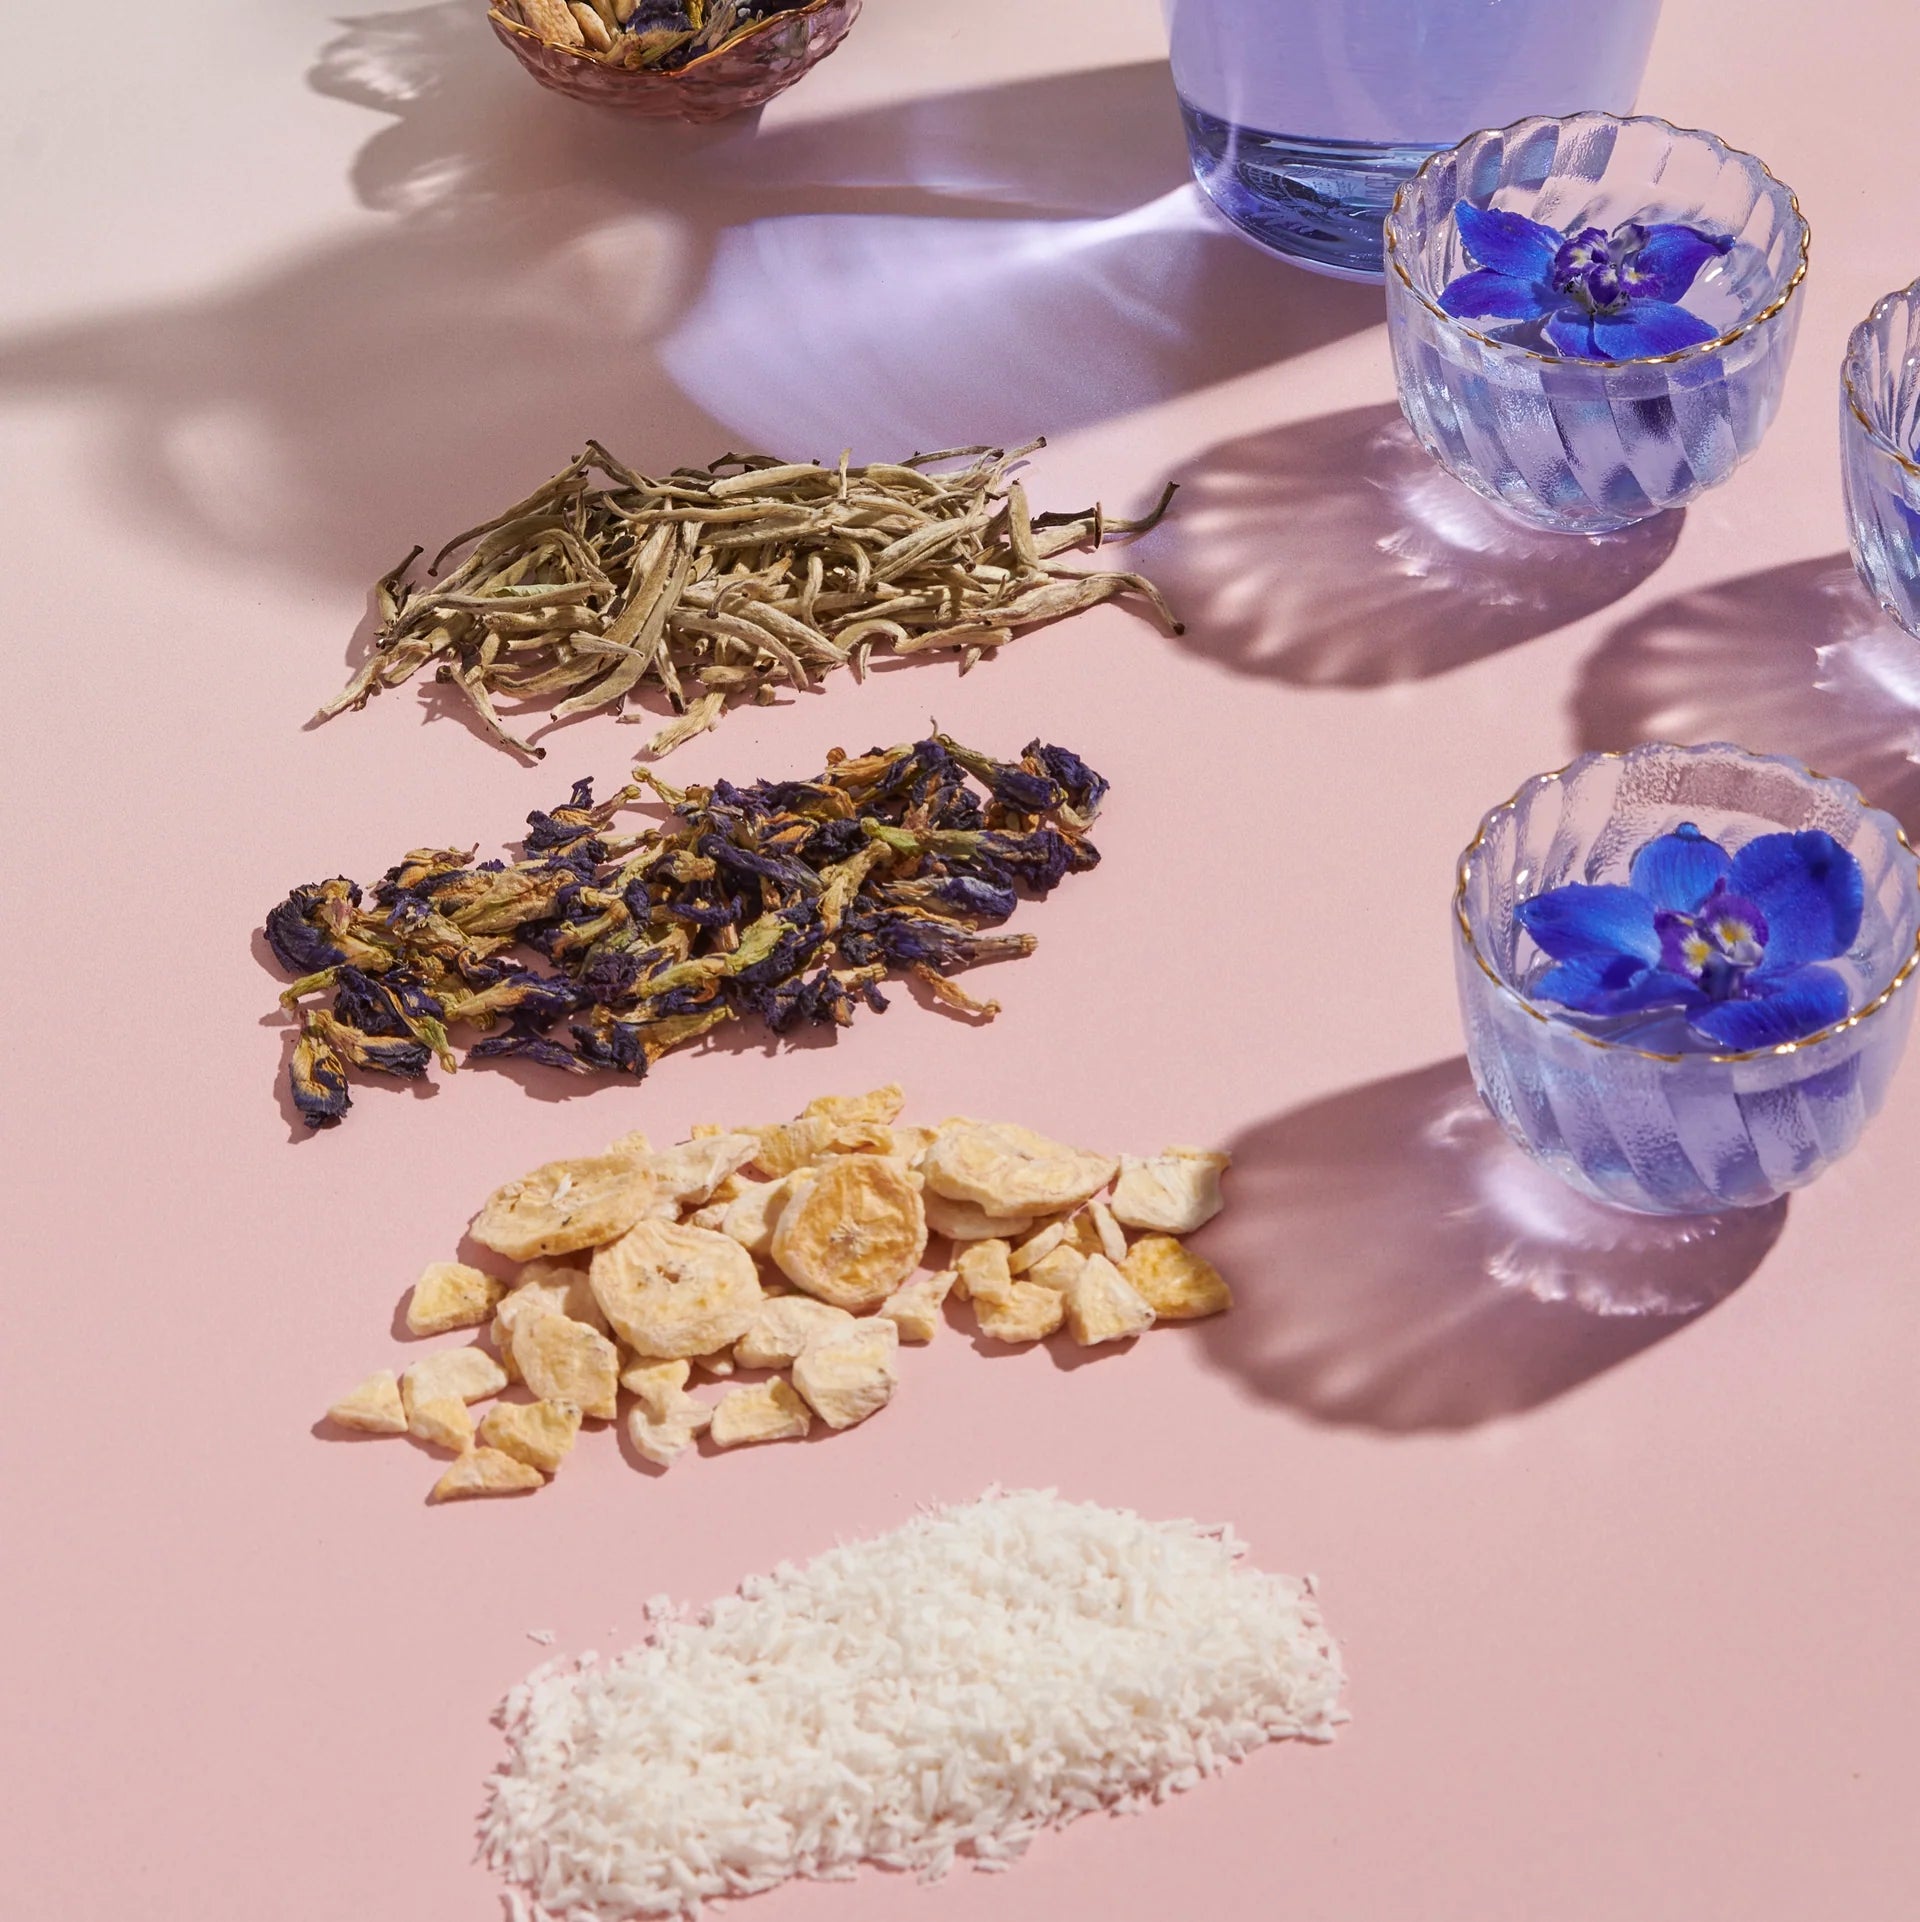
480, 1488, 1345, 1919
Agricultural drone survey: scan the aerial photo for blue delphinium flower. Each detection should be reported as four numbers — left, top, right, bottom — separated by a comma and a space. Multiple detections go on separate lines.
1515, 822, 1865, 1049
1440, 203, 1734, 360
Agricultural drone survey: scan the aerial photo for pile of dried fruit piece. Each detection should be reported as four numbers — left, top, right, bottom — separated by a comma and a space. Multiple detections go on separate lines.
265, 735, 1105, 1128
324, 1087, 1233, 1500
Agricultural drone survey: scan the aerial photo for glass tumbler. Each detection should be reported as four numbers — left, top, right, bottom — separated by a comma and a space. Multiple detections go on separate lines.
1163, 0, 1662, 280
1841, 276, 1920, 639
1455, 742, 1920, 1216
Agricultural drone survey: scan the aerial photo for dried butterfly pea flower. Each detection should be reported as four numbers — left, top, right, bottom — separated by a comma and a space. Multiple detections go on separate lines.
318, 441, 1176, 760
265, 736, 1104, 1127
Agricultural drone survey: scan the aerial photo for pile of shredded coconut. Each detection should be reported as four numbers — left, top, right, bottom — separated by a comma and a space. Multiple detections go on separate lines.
480, 1488, 1345, 1919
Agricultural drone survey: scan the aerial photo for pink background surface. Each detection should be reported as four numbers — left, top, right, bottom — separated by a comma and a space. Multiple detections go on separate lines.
6, 1, 1920, 1917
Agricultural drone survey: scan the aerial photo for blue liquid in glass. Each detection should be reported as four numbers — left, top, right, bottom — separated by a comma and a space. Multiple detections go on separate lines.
1164, 0, 1663, 280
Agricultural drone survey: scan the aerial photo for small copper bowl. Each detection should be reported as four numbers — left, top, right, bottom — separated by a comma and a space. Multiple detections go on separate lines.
489, 0, 862, 121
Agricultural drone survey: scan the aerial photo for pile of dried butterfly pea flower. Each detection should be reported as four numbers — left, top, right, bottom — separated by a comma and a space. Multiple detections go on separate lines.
501, 1, 842, 73
265, 736, 1106, 1127
319, 439, 1178, 759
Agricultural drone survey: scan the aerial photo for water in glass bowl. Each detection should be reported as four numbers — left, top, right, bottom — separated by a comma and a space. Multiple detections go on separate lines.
1165, 0, 1662, 279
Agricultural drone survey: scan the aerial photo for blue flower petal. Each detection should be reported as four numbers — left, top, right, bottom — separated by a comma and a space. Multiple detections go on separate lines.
1729, 830, 1866, 970
1454, 203, 1562, 279
1535, 958, 1707, 1017
1687, 965, 1852, 1049
1621, 222, 1734, 302
1438, 268, 1549, 320
1587, 301, 1720, 358
1543, 307, 1601, 359
1515, 884, 1662, 964
1628, 822, 1733, 912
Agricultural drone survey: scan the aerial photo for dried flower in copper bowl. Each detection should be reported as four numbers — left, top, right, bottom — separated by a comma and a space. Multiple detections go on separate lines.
489, 0, 862, 121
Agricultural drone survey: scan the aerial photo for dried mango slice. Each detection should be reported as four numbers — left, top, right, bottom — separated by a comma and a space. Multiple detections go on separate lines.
470, 1152, 655, 1261
406, 1261, 506, 1336
1120, 1234, 1233, 1320
430, 1446, 544, 1500
791, 1319, 899, 1430
478, 1398, 582, 1474
409, 1395, 475, 1453
734, 1295, 856, 1369
921, 1121, 1117, 1216
770, 1155, 927, 1310
709, 1377, 812, 1448
719, 1175, 797, 1260
922, 1189, 1036, 1243
973, 1280, 1065, 1344
327, 1371, 406, 1434
879, 1268, 954, 1343
1109, 1148, 1230, 1234
510, 1314, 619, 1420
1064, 1254, 1155, 1346
803, 1085, 906, 1127
589, 1217, 763, 1359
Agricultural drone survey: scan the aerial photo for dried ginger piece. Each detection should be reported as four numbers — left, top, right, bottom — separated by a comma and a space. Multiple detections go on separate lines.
406, 1261, 506, 1336
734, 1296, 856, 1369
510, 1314, 619, 1420
770, 1156, 926, 1310
402, 1346, 508, 1415
974, 1281, 1065, 1344
1024, 1245, 1087, 1293
922, 1121, 1117, 1216
1064, 1254, 1155, 1346
954, 1237, 1014, 1304
478, 1399, 583, 1474
643, 1133, 761, 1207
1109, 1148, 1230, 1234
590, 1217, 763, 1358
791, 1319, 899, 1430
709, 1377, 812, 1448
1121, 1235, 1233, 1320
719, 1176, 797, 1259
923, 1189, 1035, 1243
803, 1085, 906, 1128
409, 1396, 475, 1453
430, 1447, 545, 1501
327, 1371, 406, 1434
470, 1152, 654, 1260
879, 1269, 954, 1343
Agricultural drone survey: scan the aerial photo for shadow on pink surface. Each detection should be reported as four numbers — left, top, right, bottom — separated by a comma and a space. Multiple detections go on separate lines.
1140, 405, 1684, 688
1574, 553, 1920, 833
1193, 1058, 1784, 1432
0, 7, 1379, 615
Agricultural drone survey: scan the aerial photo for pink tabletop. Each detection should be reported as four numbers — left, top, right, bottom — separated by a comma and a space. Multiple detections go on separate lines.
5, 2, 1919, 1917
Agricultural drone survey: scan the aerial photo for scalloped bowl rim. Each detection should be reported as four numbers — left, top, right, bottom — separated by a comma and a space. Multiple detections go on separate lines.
491, 0, 847, 82
1385, 111, 1811, 372
1842, 274, 1920, 481
1454, 741, 1920, 1065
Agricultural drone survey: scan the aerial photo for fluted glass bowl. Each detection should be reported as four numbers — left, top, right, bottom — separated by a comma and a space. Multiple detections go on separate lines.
1386, 114, 1809, 535
1842, 276, 1920, 638
489, 0, 861, 120
1455, 743, 1920, 1215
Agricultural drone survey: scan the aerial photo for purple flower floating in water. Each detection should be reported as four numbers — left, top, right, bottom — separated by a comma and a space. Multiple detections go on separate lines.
1439, 203, 1734, 360
1516, 822, 1865, 1049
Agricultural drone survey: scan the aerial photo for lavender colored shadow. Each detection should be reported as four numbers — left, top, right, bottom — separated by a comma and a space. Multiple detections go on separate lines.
1191, 1058, 1784, 1433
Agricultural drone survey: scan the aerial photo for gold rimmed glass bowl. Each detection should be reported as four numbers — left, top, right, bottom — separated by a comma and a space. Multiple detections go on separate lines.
1454, 742, 1920, 1215
1841, 275, 1920, 638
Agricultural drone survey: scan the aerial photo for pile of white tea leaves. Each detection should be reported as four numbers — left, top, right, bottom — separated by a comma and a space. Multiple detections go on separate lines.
319, 439, 1178, 758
